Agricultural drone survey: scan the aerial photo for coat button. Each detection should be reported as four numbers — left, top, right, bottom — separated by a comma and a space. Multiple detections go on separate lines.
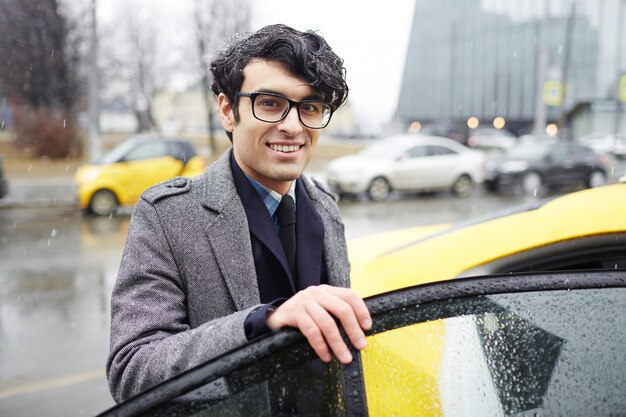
173, 178, 188, 188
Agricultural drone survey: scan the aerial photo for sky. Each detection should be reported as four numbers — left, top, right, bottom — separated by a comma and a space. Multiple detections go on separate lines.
96, 0, 417, 132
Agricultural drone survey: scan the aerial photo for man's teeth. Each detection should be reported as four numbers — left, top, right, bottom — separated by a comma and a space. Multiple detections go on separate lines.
270, 144, 300, 153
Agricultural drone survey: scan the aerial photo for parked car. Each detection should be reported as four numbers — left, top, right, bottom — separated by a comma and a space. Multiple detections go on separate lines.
74, 136, 206, 215
98, 183, 626, 416
467, 127, 517, 151
325, 135, 485, 201
578, 132, 626, 159
484, 141, 607, 196
0, 156, 8, 199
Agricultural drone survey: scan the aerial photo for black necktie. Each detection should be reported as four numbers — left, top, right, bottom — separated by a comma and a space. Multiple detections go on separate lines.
276, 194, 297, 283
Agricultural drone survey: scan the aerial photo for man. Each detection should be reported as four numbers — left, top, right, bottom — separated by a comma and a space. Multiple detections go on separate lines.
106, 24, 371, 403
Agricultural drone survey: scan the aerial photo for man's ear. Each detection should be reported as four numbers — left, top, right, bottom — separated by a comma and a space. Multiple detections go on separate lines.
217, 93, 235, 133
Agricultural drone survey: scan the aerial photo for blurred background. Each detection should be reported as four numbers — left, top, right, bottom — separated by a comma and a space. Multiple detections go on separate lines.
0, 0, 625, 416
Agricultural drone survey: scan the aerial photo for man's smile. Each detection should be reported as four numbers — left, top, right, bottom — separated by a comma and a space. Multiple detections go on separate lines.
268, 144, 303, 153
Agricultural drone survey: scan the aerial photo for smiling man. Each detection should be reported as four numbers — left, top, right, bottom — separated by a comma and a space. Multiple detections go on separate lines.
106, 24, 371, 404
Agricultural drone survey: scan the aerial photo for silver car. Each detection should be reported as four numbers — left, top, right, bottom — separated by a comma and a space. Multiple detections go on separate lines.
325, 135, 485, 201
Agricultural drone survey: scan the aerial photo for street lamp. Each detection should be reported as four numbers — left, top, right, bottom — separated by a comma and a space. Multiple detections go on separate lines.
409, 121, 422, 133
546, 123, 558, 136
467, 116, 479, 129
493, 117, 506, 129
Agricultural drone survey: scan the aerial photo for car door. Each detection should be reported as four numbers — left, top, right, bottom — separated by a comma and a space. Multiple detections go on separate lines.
96, 270, 626, 417
544, 143, 575, 185
568, 145, 598, 182
393, 145, 458, 191
119, 142, 184, 203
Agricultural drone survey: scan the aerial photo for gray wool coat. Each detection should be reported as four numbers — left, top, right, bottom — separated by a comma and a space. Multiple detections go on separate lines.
106, 149, 350, 403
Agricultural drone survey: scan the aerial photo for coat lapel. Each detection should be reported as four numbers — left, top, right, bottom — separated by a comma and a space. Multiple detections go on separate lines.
295, 179, 324, 289
200, 150, 260, 310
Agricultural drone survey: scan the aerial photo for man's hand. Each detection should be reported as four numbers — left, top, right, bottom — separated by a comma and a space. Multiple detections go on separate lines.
266, 284, 372, 365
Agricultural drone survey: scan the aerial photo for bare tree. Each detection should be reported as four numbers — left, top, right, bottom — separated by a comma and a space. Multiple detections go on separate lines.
0, 0, 87, 158
100, 7, 170, 133
193, 0, 251, 154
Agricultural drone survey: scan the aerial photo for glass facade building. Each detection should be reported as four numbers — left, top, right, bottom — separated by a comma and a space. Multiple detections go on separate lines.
396, 0, 626, 137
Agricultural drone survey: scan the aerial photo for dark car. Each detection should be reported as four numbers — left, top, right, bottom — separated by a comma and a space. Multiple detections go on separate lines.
484, 142, 607, 195
0, 156, 8, 199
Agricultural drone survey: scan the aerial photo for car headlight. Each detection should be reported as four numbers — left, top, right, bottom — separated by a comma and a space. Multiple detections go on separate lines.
75, 167, 101, 183
500, 161, 529, 173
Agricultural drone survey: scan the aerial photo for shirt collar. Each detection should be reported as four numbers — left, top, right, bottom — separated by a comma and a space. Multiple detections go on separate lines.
244, 175, 296, 218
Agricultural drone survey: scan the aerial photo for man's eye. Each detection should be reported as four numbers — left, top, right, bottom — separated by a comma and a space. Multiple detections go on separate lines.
301, 103, 321, 113
259, 99, 279, 108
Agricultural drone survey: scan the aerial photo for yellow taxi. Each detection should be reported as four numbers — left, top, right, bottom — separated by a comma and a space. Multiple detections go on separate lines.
74, 136, 205, 215
349, 182, 626, 415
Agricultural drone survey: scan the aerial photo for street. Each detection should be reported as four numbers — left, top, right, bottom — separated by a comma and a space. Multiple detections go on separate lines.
0, 175, 619, 416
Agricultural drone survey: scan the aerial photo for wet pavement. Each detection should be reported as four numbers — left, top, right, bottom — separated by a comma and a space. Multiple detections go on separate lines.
0, 207, 127, 416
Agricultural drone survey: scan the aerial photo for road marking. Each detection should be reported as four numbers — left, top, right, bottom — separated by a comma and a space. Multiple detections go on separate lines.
0, 369, 104, 400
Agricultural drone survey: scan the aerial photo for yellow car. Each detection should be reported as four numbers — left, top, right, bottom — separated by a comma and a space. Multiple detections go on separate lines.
350, 182, 626, 416
98, 184, 626, 417
74, 136, 205, 215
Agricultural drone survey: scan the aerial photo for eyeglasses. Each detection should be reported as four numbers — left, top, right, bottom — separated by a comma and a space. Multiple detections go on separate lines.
237, 92, 336, 129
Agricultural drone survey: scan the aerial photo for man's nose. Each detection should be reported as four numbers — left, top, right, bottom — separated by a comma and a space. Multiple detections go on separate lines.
277, 106, 304, 136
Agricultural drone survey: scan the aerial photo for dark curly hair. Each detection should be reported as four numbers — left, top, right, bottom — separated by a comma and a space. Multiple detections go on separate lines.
210, 24, 349, 137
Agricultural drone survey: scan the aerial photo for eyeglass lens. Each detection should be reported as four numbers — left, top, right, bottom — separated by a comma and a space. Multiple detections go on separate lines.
253, 94, 331, 128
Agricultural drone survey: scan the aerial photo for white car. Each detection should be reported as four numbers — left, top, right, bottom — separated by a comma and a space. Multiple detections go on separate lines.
325, 135, 485, 201
578, 132, 626, 159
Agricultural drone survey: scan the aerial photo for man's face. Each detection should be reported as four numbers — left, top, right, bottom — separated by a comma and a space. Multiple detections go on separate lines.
218, 60, 322, 194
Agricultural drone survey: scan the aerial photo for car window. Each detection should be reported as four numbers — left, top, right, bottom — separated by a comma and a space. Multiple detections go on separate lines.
428, 145, 456, 156
363, 283, 626, 416
99, 327, 361, 417
460, 234, 626, 277
164, 142, 185, 160
574, 146, 596, 158
143, 359, 346, 417
123, 142, 171, 161
405, 145, 429, 158
99, 140, 138, 164
505, 144, 550, 160
549, 144, 570, 161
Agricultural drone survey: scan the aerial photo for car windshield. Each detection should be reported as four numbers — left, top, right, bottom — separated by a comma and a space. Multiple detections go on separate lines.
98, 140, 137, 164
504, 143, 551, 160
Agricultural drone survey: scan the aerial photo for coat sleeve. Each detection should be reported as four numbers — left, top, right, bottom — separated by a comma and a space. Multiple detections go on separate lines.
106, 198, 257, 403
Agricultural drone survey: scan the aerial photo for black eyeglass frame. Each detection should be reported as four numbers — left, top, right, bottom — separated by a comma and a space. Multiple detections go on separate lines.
236, 92, 336, 129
